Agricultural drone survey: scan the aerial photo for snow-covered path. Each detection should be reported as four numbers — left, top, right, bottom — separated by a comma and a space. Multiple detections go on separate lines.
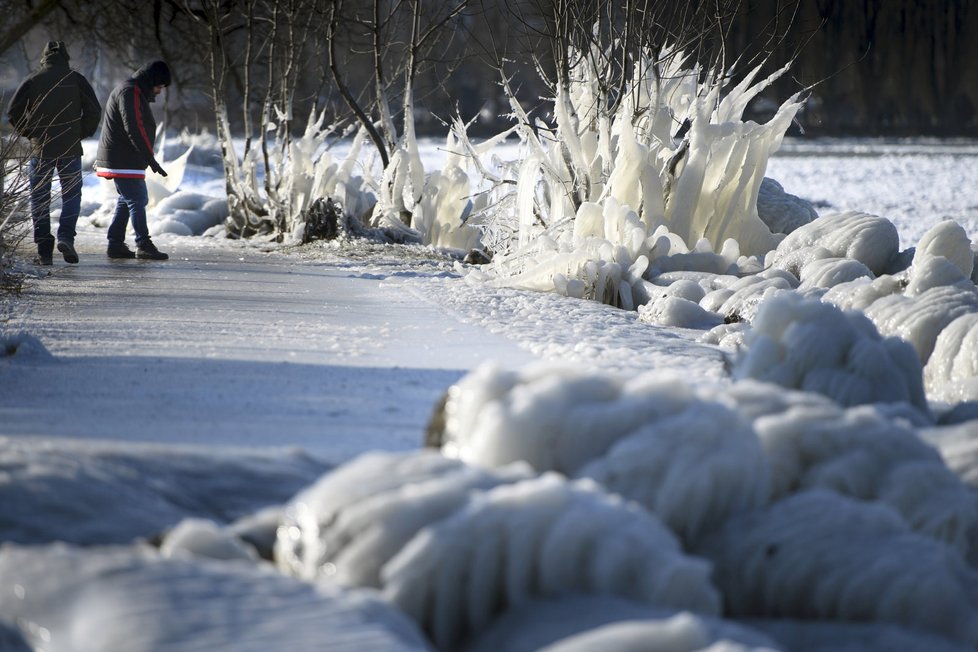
0, 235, 537, 458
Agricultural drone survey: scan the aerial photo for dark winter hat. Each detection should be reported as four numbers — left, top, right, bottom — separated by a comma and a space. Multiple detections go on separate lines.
41, 41, 69, 62
136, 60, 171, 87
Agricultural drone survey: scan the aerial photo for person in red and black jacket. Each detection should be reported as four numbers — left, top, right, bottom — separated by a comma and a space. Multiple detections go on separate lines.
95, 60, 171, 260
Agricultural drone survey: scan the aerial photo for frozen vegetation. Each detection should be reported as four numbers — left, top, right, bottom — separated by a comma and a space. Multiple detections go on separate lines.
4, 47, 978, 652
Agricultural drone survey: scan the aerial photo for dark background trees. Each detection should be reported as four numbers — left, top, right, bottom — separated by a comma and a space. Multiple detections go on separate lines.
1, 0, 976, 137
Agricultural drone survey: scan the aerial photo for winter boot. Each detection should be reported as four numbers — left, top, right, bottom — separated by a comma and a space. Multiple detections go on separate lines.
136, 240, 168, 261
57, 239, 79, 264
36, 239, 54, 266
107, 242, 137, 259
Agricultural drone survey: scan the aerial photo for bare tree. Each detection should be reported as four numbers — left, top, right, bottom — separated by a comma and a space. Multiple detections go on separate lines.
0, 130, 33, 292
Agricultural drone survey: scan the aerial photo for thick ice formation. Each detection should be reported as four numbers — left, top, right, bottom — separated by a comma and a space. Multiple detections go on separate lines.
382, 474, 721, 650
695, 490, 978, 647
0, 543, 431, 651
275, 450, 531, 587
732, 292, 927, 411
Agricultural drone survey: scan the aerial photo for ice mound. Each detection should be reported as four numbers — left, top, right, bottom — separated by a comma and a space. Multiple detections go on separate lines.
766, 211, 899, 277
753, 400, 977, 557
914, 220, 975, 280
732, 292, 927, 411
746, 619, 973, 652
638, 294, 724, 329
797, 257, 873, 292
756, 177, 818, 236
160, 517, 259, 562
925, 313, 978, 401
382, 473, 721, 650
537, 614, 777, 652
275, 450, 531, 587
467, 596, 778, 652
695, 490, 978, 648
151, 190, 228, 236
577, 399, 770, 543
863, 284, 978, 364
0, 330, 54, 362
0, 543, 430, 651
699, 269, 796, 323
439, 362, 698, 472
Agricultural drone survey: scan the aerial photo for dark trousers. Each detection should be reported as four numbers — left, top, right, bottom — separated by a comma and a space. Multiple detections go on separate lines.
108, 177, 150, 246
29, 156, 82, 248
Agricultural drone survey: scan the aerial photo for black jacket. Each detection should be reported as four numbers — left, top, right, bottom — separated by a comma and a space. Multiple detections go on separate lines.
95, 61, 170, 178
6, 41, 101, 159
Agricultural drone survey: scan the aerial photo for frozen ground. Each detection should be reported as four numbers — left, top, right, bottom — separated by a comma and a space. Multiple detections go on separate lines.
2, 138, 978, 652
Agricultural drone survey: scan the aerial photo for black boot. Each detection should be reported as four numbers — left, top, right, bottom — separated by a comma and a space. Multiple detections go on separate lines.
36, 239, 54, 266
137, 240, 168, 261
57, 239, 79, 264
107, 242, 136, 259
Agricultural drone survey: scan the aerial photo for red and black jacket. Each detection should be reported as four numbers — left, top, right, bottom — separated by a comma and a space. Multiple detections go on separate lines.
95, 62, 169, 179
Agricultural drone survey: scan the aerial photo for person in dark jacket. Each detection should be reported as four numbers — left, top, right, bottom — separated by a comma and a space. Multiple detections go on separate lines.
95, 60, 171, 260
6, 41, 101, 265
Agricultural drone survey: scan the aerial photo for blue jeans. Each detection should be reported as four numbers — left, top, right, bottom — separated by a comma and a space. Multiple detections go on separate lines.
29, 157, 82, 246
108, 177, 150, 246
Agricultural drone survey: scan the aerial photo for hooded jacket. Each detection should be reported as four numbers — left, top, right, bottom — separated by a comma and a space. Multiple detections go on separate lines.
95, 61, 171, 179
6, 41, 101, 159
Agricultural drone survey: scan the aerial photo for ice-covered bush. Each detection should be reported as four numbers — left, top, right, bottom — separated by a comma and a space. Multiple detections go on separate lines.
221, 108, 376, 242
464, 47, 809, 309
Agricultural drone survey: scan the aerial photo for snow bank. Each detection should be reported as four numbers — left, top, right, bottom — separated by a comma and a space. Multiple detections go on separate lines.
0, 437, 328, 545
0, 543, 430, 651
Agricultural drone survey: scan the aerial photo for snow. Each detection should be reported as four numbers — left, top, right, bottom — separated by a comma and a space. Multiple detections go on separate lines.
3, 135, 978, 651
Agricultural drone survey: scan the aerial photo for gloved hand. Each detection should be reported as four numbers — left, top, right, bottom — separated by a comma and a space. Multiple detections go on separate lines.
149, 160, 168, 177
